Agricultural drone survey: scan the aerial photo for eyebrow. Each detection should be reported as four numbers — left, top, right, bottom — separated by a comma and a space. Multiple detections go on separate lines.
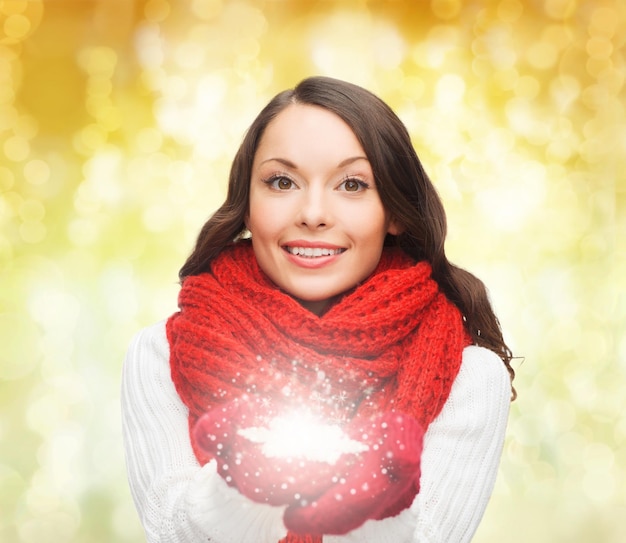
259, 156, 369, 168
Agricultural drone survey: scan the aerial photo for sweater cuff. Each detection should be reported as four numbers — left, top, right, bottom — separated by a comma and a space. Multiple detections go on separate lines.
185, 460, 288, 543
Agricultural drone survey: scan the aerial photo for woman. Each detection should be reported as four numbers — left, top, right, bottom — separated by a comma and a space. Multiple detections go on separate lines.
122, 76, 515, 543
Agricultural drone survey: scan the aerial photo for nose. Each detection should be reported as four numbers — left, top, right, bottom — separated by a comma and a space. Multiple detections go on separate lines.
298, 186, 331, 229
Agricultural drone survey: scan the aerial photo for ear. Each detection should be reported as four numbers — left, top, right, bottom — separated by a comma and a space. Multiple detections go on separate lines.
387, 219, 404, 236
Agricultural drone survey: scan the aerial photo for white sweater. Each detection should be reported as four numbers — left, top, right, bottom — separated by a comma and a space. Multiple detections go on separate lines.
121, 320, 511, 543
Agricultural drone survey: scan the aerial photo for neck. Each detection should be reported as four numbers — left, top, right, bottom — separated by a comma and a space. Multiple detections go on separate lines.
296, 297, 335, 316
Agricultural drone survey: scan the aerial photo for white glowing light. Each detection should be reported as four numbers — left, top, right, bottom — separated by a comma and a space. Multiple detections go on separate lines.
238, 411, 368, 464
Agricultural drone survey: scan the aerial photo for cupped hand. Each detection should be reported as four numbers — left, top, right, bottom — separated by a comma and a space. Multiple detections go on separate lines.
283, 411, 424, 535
193, 395, 348, 506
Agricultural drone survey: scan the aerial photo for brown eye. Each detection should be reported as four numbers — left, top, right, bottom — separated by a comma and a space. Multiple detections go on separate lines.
339, 178, 367, 192
277, 177, 293, 190
264, 175, 296, 190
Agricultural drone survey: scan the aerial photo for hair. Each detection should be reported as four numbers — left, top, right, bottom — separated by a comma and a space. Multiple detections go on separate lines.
179, 76, 516, 398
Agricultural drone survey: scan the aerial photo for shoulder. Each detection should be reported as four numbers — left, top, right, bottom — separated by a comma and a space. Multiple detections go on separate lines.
435, 344, 512, 423
458, 345, 512, 392
123, 320, 171, 390
126, 320, 169, 360
434, 345, 512, 423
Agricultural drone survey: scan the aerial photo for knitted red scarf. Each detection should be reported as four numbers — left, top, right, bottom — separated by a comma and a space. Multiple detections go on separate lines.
167, 241, 470, 543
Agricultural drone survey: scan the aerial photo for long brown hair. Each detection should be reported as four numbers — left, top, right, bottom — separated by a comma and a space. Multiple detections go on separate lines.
179, 76, 516, 398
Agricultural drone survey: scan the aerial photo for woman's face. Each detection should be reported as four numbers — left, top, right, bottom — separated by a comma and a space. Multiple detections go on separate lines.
246, 104, 400, 315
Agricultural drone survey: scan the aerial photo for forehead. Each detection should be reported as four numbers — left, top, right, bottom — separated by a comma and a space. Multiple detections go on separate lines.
253, 104, 366, 164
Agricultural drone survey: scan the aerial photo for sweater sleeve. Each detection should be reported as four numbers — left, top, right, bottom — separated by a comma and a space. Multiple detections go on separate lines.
121, 320, 288, 543
326, 345, 512, 543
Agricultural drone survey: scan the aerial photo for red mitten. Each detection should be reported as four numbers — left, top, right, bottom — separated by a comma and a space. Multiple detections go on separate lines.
283, 411, 424, 535
193, 396, 344, 506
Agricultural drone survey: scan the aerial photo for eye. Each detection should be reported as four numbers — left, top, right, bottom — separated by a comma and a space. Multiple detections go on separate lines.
264, 175, 297, 190
338, 177, 369, 192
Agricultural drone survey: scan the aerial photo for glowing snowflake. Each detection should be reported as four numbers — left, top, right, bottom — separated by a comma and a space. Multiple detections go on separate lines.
238, 410, 368, 464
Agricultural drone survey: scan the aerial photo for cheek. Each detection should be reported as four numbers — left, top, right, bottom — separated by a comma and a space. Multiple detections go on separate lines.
346, 204, 388, 237
246, 193, 265, 234
246, 199, 281, 238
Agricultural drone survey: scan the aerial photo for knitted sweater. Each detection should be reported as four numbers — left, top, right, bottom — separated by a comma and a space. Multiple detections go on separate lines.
121, 320, 511, 543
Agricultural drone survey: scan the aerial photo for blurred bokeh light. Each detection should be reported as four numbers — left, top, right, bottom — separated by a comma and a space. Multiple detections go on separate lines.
1, 1, 625, 542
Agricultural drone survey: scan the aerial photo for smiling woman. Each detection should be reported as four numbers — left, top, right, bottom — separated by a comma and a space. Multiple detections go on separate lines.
121, 76, 515, 543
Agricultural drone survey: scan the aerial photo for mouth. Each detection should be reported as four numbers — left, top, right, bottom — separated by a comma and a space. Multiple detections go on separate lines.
283, 246, 346, 258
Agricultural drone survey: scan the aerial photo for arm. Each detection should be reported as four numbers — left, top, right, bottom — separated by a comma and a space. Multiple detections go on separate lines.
326, 345, 512, 543
121, 321, 288, 543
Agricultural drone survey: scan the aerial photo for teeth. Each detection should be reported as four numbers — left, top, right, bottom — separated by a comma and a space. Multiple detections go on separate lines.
286, 247, 343, 257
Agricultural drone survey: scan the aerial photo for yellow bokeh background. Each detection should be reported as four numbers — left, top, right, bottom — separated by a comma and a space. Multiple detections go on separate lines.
1, 0, 625, 541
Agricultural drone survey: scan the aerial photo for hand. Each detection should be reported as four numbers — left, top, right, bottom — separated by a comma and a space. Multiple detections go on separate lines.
193, 396, 344, 506
283, 411, 424, 535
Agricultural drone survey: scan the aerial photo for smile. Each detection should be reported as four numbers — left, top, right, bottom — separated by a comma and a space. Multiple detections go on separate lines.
284, 246, 345, 258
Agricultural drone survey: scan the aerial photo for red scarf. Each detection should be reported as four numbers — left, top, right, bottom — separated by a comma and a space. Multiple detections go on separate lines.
167, 241, 470, 543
